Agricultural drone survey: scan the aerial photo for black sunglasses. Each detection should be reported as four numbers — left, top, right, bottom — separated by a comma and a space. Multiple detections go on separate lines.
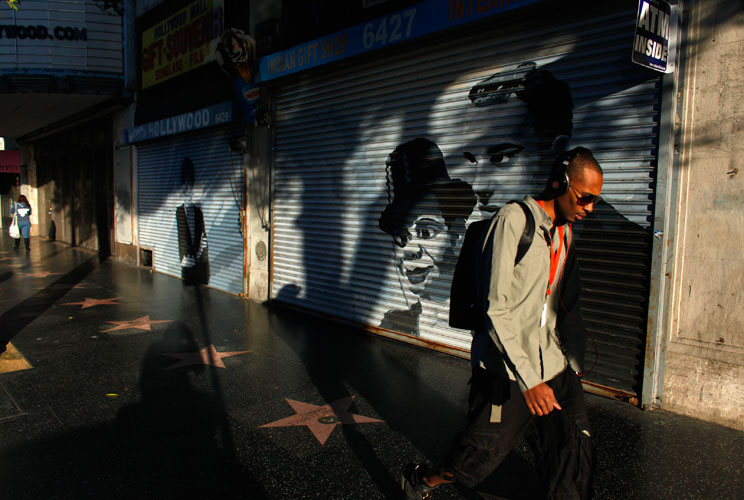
569, 185, 601, 206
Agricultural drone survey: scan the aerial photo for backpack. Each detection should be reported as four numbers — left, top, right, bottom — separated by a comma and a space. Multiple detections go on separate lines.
449, 201, 535, 330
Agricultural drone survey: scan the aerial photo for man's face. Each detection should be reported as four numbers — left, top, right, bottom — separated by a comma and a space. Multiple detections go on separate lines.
554, 166, 603, 223
391, 193, 459, 301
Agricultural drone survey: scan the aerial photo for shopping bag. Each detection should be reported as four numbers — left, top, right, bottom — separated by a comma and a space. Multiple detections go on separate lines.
8, 207, 19, 239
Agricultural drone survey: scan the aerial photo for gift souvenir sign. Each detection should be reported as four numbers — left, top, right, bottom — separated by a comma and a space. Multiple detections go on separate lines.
141, 0, 224, 89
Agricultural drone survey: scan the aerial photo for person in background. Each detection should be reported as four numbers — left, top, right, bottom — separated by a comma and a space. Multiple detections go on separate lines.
11, 194, 32, 252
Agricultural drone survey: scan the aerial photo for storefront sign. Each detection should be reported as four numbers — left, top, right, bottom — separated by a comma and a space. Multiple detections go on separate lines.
0, 0, 122, 73
632, 0, 676, 73
0, 150, 20, 174
124, 102, 233, 144
141, 0, 224, 89
0, 25, 88, 41
259, 0, 543, 82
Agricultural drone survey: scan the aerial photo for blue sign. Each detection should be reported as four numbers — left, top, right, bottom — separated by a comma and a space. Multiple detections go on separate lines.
124, 102, 234, 144
259, 0, 543, 82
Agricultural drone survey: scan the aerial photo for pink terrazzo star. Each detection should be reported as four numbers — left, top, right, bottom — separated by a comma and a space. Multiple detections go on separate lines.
19, 272, 60, 278
102, 315, 172, 333
162, 344, 250, 370
36, 283, 94, 291
63, 297, 121, 309
259, 396, 383, 445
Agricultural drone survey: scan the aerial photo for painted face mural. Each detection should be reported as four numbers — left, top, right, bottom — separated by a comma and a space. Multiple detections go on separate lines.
176, 157, 210, 285
391, 191, 454, 300
452, 62, 574, 220
378, 138, 476, 335
373, 63, 573, 337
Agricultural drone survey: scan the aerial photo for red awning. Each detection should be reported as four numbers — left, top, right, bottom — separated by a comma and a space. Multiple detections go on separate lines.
0, 150, 20, 174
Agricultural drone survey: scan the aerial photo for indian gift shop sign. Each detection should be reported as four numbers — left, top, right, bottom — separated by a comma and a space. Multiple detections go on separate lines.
124, 102, 233, 144
141, 0, 224, 89
259, 0, 544, 82
0, 150, 20, 174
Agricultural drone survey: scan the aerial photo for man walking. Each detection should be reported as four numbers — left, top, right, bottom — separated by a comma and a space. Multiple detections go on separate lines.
403, 147, 603, 500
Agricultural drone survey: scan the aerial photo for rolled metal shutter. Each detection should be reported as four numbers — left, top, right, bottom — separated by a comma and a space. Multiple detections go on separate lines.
271, 6, 659, 395
138, 125, 245, 295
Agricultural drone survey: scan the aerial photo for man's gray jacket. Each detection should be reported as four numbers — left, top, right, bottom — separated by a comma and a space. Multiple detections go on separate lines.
470, 196, 586, 392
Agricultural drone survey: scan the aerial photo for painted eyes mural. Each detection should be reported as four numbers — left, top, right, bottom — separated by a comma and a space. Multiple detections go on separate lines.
176, 157, 210, 285
377, 62, 574, 336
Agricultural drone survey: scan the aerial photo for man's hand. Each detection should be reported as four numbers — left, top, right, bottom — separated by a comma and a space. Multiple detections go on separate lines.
522, 382, 562, 416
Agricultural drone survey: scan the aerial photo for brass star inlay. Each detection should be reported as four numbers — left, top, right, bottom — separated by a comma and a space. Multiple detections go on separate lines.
102, 315, 172, 333
162, 344, 251, 370
63, 297, 121, 309
259, 396, 383, 445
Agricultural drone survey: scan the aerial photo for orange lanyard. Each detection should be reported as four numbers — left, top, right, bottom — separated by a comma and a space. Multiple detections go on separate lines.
547, 225, 564, 296
536, 200, 565, 296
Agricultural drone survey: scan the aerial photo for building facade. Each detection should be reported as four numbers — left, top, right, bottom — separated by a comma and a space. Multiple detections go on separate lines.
0, 0, 129, 253
3, 0, 741, 430
248, 0, 743, 429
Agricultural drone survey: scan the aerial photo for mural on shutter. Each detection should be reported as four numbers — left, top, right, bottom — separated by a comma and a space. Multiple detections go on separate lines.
272, 6, 660, 394
138, 126, 245, 294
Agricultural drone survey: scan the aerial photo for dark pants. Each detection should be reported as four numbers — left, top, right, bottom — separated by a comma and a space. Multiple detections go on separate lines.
445, 368, 594, 499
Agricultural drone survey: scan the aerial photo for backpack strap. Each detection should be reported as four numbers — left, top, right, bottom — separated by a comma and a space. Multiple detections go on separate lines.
512, 201, 535, 265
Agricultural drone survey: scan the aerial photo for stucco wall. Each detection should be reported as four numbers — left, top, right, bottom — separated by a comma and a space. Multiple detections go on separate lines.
663, 0, 744, 430
246, 126, 271, 302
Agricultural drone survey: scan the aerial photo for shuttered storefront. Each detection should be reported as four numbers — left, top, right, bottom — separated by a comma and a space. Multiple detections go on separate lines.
138, 125, 245, 295
271, 5, 660, 396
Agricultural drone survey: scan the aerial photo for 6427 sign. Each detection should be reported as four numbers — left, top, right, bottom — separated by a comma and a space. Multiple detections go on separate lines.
632, 0, 678, 73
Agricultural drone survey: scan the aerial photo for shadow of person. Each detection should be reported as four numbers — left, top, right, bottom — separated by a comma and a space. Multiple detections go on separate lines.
115, 322, 265, 498
0, 322, 267, 499
270, 284, 471, 497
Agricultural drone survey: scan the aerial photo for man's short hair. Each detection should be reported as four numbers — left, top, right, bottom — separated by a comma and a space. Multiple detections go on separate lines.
565, 147, 602, 181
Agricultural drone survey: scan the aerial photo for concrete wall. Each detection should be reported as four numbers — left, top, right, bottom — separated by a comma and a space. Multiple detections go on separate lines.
246, 126, 272, 302
663, 0, 744, 430
112, 106, 138, 265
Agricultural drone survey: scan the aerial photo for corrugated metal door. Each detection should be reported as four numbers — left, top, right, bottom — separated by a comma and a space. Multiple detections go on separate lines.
138, 125, 245, 295
271, 6, 660, 395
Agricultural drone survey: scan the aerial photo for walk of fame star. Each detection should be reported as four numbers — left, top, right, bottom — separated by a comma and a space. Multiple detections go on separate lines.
63, 297, 121, 309
35, 283, 93, 291
19, 271, 60, 278
162, 344, 250, 370
259, 396, 383, 445
102, 315, 172, 333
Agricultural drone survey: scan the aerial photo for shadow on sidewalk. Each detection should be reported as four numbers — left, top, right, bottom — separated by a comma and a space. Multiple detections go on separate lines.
0, 254, 100, 352
269, 286, 545, 499
0, 321, 268, 500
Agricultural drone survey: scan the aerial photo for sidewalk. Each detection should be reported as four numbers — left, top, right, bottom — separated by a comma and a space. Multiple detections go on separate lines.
0, 236, 742, 500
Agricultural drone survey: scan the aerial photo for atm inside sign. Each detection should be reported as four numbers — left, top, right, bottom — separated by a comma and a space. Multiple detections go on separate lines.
632, 0, 676, 73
